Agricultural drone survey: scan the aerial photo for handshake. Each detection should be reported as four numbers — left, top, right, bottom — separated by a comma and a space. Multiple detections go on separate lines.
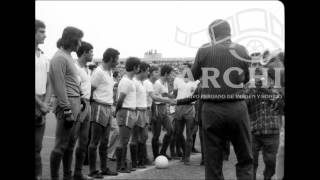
168, 99, 177, 105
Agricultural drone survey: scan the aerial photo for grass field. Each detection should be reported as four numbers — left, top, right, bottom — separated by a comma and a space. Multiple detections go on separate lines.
40, 112, 267, 180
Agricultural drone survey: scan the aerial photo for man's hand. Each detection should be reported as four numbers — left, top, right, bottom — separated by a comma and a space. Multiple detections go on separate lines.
39, 102, 50, 115
80, 98, 86, 112
111, 106, 116, 118
63, 109, 75, 129
169, 99, 177, 105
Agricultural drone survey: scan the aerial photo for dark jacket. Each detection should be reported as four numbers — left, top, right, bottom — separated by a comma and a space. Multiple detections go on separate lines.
191, 20, 251, 102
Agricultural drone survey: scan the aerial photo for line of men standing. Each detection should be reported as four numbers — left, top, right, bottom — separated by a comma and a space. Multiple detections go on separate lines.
36, 18, 284, 180
35, 19, 184, 180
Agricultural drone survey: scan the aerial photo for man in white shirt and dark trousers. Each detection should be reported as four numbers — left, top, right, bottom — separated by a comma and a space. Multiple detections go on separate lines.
87, 48, 119, 178
115, 57, 141, 173
66, 41, 93, 180
35, 19, 52, 180
131, 62, 150, 169
173, 65, 198, 165
143, 66, 173, 164
152, 65, 175, 160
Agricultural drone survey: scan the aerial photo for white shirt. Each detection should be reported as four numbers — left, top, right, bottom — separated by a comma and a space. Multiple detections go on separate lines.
134, 77, 147, 108
153, 79, 168, 104
91, 66, 115, 104
143, 79, 154, 107
118, 75, 136, 109
174, 78, 199, 100
35, 50, 49, 95
75, 62, 91, 99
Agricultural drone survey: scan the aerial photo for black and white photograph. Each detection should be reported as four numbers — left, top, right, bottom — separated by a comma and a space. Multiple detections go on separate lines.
35, 1, 285, 180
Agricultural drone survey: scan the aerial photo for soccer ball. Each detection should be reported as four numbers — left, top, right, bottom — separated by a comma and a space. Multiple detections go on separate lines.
155, 155, 169, 169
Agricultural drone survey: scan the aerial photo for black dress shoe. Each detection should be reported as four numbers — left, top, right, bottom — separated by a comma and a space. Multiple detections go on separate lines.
74, 174, 92, 180
88, 171, 103, 179
101, 168, 118, 176
171, 155, 181, 160
160, 154, 172, 160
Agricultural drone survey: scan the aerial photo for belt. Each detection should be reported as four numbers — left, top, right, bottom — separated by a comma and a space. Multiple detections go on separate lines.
136, 107, 147, 111
202, 99, 244, 103
92, 100, 112, 107
82, 98, 90, 103
121, 107, 136, 111
176, 104, 193, 107
68, 96, 80, 98
155, 103, 166, 106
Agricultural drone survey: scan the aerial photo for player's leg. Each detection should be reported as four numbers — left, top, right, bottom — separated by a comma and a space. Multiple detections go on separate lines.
118, 125, 132, 173
158, 105, 173, 160
136, 110, 148, 168
83, 122, 91, 166
175, 106, 186, 158
184, 105, 196, 165
116, 109, 133, 173
107, 117, 119, 161
169, 118, 177, 159
192, 125, 200, 153
138, 125, 148, 168
252, 135, 262, 180
50, 97, 81, 180
87, 122, 104, 178
177, 120, 186, 162
62, 122, 80, 180
144, 108, 153, 165
261, 134, 280, 180
151, 107, 161, 160
130, 124, 139, 169
99, 107, 118, 175
73, 100, 91, 180
35, 118, 45, 180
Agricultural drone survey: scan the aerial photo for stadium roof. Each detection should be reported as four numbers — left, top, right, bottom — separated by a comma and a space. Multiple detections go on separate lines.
93, 57, 194, 63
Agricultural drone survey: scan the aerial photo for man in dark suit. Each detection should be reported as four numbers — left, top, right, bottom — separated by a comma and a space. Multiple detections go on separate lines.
191, 19, 253, 180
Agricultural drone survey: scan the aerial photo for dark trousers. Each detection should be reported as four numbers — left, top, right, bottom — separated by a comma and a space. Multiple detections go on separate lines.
50, 97, 81, 180
73, 101, 91, 176
35, 122, 45, 178
253, 134, 280, 180
199, 123, 204, 162
60, 100, 91, 178
170, 118, 185, 156
202, 101, 253, 180
88, 121, 111, 173
119, 125, 132, 147
151, 105, 173, 157
175, 105, 195, 159
131, 125, 148, 145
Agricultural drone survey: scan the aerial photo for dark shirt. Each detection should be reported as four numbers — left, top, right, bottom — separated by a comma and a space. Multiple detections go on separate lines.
49, 49, 81, 109
245, 87, 283, 135
191, 42, 251, 102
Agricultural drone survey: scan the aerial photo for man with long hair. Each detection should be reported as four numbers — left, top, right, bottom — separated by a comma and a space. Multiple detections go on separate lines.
49, 26, 84, 180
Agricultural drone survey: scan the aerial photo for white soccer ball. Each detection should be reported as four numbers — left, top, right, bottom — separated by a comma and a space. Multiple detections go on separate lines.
155, 155, 169, 169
